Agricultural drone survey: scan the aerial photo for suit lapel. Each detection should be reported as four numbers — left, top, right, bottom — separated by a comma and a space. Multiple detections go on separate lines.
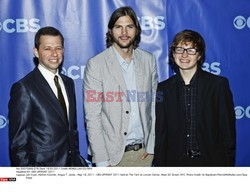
33, 68, 68, 125
196, 70, 206, 124
105, 47, 145, 105
176, 77, 186, 131
61, 76, 73, 125
106, 47, 128, 98
134, 50, 145, 106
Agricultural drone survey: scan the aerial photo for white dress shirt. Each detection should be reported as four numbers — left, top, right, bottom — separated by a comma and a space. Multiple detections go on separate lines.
38, 64, 69, 118
113, 47, 144, 145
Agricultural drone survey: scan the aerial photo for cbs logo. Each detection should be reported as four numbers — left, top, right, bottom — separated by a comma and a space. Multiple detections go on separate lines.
235, 106, 250, 119
138, 16, 165, 30
0, 18, 40, 33
61, 66, 86, 80
0, 115, 7, 129
233, 16, 250, 30
202, 62, 221, 75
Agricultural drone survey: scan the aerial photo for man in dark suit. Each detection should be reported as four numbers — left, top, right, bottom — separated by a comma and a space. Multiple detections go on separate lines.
154, 29, 236, 166
8, 26, 87, 167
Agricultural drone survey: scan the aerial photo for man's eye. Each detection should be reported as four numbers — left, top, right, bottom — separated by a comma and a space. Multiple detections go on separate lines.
176, 48, 183, 51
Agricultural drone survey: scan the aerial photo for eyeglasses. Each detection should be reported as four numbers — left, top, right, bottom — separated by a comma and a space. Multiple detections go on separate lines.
173, 47, 198, 55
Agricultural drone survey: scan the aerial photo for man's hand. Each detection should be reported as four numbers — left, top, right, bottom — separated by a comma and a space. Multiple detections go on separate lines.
142, 152, 149, 160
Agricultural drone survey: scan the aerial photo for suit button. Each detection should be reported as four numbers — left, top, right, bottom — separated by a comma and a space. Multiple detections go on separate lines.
126, 111, 129, 114
69, 150, 72, 154
124, 132, 127, 135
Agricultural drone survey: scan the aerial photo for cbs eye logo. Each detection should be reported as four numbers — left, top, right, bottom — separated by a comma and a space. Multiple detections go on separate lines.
233, 16, 250, 30
0, 115, 7, 129
234, 106, 250, 119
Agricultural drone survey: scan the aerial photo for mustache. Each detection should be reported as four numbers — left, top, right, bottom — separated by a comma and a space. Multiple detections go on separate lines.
119, 35, 130, 38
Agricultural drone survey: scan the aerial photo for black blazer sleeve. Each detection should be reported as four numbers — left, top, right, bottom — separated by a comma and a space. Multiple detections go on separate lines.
8, 82, 32, 166
154, 83, 167, 166
218, 78, 236, 166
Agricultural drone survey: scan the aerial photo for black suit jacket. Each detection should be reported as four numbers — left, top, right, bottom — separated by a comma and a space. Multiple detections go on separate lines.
154, 69, 236, 166
8, 67, 87, 166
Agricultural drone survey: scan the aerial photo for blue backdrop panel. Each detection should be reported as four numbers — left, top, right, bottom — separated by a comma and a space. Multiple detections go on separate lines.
167, 0, 250, 166
0, 0, 167, 166
0, 0, 249, 166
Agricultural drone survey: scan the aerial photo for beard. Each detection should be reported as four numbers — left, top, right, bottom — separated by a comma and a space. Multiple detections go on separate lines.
112, 35, 135, 49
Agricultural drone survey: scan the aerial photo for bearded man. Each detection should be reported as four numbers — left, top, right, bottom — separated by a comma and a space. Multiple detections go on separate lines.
84, 6, 158, 167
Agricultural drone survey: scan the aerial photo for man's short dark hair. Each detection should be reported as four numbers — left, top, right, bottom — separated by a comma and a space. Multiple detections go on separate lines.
106, 6, 141, 49
34, 26, 64, 49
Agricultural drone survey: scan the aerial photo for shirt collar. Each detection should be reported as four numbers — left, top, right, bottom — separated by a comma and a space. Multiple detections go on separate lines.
38, 64, 59, 82
178, 68, 199, 86
112, 46, 134, 66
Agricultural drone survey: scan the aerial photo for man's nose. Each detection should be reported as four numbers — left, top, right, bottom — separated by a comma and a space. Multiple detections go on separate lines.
121, 27, 127, 35
51, 49, 58, 55
181, 50, 188, 57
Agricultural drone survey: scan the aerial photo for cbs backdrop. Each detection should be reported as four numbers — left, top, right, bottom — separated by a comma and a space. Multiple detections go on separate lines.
0, 0, 249, 166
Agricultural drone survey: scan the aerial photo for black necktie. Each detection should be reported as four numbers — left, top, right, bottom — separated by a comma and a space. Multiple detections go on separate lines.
54, 75, 67, 119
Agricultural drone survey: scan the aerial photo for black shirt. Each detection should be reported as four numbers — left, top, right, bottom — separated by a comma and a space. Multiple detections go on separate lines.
178, 70, 200, 154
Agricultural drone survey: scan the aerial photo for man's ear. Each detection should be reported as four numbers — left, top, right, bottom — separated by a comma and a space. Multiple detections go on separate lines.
33, 48, 39, 58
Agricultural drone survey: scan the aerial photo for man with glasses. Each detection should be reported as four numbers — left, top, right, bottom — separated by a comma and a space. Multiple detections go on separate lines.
154, 29, 236, 166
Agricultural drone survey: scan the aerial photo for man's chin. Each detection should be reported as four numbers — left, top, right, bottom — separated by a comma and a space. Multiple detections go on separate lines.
117, 42, 133, 49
